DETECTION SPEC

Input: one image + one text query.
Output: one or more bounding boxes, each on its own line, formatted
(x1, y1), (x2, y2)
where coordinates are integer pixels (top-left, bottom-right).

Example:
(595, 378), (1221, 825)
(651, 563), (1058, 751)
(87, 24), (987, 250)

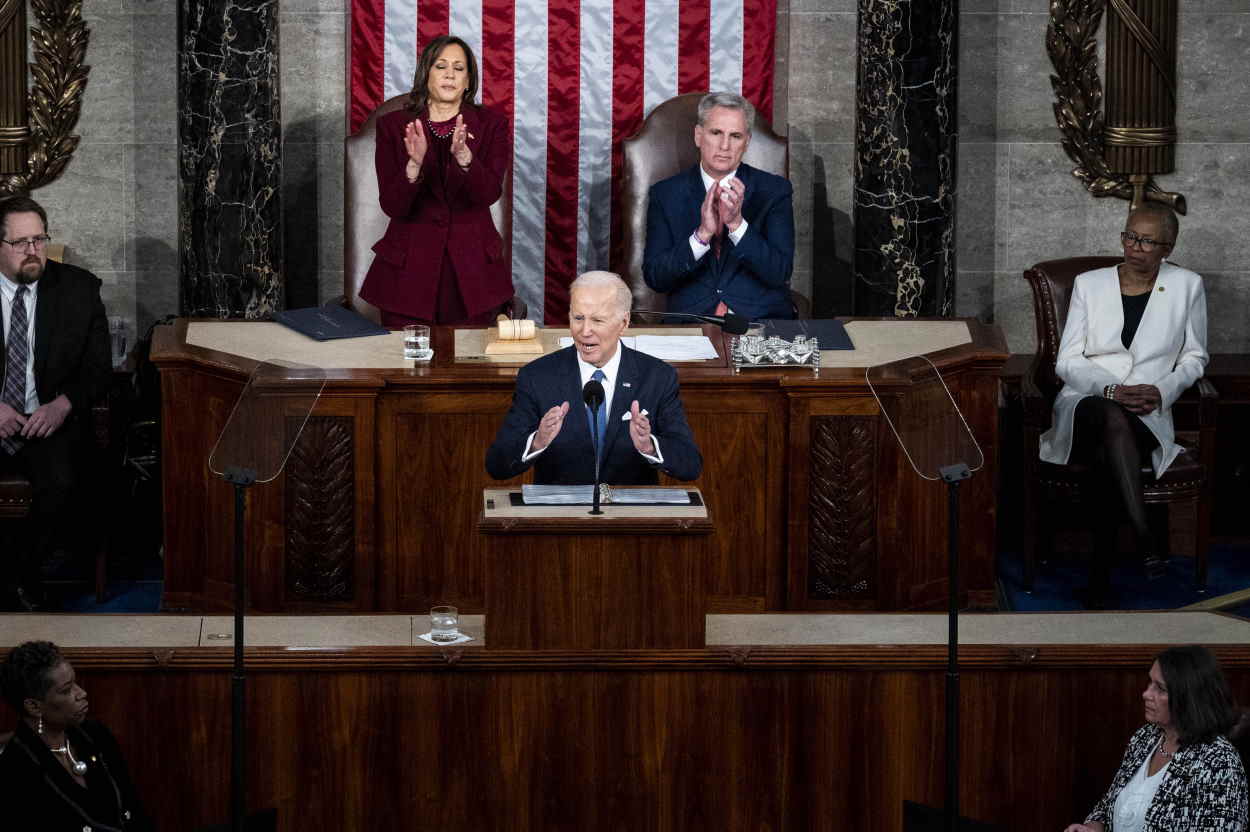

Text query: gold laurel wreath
(1046, 0), (1184, 211)
(1046, 0), (1135, 201)
(0, 0), (90, 196)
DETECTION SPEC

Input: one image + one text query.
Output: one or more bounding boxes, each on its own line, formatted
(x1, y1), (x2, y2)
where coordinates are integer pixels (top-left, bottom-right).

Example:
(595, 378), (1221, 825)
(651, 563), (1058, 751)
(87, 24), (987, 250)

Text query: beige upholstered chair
(1020, 256), (1217, 592)
(616, 93), (807, 317)
(343, 95), (520, 322)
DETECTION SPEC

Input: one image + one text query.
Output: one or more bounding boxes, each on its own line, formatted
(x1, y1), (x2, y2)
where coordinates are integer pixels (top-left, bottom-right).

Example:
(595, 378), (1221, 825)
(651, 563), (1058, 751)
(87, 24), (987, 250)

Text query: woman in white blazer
(1039, 204), (1207, 602)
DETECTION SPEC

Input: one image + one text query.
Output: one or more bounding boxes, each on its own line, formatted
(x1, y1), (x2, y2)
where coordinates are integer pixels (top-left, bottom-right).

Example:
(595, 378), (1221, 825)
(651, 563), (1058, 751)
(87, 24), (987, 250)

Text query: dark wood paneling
(5, 644), (1245, 832)
(153, 320), (1008, 613)
(482, 524), (711, 649)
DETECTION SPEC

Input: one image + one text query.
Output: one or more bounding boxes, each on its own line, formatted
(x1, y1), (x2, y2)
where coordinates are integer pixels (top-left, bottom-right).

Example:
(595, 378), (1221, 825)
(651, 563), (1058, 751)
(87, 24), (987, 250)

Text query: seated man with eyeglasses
(1039, 202), (1207, 607)
(0, 196), (111, 611)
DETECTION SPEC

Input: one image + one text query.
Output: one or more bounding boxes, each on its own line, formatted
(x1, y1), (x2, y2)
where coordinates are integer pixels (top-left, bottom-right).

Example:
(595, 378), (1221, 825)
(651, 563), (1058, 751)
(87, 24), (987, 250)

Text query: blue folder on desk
(275, 304), (390, 341)
(759, 319), (854, 350)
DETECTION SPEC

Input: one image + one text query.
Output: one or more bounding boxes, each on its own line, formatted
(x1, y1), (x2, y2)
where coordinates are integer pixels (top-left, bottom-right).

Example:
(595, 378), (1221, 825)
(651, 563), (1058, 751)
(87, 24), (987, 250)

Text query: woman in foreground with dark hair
(0, 640), (153, 830)
(359, 34), (513, 326)
(1064, 645), (1247, 831)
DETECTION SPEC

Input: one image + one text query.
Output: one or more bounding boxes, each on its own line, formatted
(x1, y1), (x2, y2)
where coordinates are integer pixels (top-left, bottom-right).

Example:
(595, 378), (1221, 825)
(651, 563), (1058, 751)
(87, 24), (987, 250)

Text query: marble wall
(31, 0), (1250, 353)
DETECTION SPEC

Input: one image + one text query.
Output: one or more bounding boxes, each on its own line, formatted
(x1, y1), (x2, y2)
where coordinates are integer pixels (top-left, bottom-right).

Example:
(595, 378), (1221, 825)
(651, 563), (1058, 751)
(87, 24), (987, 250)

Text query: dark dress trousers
(359, 104), (513, 322)
(0, 719), (154, 831)
(643, 162), (796, 321)
(485, 345), (702, 485)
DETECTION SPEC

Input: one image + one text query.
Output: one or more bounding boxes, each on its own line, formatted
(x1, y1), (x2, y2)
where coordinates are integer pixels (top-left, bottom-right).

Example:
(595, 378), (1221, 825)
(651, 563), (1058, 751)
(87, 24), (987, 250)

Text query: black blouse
(1121, 290), (1151, 349)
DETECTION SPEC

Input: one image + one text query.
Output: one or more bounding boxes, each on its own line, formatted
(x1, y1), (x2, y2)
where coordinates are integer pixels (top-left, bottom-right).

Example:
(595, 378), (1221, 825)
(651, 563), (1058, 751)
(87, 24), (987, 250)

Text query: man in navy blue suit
(643, 91), (795, 322)
(485, 271), (702, 485)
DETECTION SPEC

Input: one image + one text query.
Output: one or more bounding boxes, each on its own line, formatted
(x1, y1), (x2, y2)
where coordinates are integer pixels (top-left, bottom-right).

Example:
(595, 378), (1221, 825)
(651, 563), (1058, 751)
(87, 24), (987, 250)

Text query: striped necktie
(2, 285), (29, 455)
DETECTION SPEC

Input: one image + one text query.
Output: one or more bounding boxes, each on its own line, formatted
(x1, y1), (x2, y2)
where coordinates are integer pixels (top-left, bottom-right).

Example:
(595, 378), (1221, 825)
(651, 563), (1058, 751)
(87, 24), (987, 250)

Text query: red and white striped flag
(350, 0), (776, 323)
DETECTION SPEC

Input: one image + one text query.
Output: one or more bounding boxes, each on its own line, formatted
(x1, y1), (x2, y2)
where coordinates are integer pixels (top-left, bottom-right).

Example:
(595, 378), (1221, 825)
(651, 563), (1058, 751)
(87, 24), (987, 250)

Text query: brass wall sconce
(0, 0), (90, 197)
(1047, 0), (1185, 214)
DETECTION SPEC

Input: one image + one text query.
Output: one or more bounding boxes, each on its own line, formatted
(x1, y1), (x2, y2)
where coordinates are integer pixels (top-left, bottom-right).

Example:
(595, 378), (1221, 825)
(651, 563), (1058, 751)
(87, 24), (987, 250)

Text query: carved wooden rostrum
(0, 0), (90, 196)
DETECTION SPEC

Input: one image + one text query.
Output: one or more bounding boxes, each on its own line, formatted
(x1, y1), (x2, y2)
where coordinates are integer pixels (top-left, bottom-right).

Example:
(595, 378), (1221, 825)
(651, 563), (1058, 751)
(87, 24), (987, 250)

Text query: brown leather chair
(1021, 257), (1217, 593)
(343, 95), (523, 322)
(616, 93), (809, 317)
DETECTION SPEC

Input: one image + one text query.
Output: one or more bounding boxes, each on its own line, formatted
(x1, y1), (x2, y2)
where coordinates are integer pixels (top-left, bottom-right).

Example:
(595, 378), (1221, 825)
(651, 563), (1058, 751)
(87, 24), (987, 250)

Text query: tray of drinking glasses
(730, 334), (822, 374)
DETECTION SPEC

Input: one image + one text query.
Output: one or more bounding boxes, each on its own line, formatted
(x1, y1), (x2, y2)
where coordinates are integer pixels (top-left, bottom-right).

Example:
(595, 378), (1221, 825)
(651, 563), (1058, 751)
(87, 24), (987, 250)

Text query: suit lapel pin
(622, 381), (632, 388)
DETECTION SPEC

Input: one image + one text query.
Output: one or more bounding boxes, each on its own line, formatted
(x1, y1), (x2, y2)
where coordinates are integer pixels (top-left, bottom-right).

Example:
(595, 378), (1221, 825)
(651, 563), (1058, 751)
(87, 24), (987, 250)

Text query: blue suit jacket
(643, 162), (795, 321)
(485, 345), (702, 485)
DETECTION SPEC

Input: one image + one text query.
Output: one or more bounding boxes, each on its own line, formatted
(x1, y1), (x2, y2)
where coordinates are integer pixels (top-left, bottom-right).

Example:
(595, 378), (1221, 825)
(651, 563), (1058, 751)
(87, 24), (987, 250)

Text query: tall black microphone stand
(867, 358), (997, 832)
(584, 380), (605, 515)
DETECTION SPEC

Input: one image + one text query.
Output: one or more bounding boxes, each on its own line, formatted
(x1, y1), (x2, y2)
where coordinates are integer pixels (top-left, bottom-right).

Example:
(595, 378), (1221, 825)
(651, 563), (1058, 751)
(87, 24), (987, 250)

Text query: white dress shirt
(0, 272), (40, 413)
(688, 165), (749, 260)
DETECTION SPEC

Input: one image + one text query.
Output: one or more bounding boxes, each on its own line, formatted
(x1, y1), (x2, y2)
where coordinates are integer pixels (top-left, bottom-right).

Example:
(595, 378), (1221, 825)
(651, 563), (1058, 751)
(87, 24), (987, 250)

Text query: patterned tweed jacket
(1087, 723), (1248, 831)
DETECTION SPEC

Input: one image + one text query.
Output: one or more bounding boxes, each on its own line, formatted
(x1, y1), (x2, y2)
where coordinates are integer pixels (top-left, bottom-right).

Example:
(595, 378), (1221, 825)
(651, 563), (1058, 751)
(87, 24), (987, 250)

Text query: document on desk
(557, 335), (718, 361)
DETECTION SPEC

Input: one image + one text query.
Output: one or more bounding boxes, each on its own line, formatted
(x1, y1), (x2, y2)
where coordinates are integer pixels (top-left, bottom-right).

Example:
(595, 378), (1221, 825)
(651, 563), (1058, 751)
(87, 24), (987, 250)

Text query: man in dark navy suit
(643, 91), (796, 322)
(485, 271), (702, 485)
(0, 196), (111, 610)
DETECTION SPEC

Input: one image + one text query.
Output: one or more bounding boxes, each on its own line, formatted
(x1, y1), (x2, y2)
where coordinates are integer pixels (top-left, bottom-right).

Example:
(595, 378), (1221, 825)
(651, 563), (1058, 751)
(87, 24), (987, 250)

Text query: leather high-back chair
(344, 95), (517, 323)
(1020, 257), (1217, 593)
(617, 93), (797, 315)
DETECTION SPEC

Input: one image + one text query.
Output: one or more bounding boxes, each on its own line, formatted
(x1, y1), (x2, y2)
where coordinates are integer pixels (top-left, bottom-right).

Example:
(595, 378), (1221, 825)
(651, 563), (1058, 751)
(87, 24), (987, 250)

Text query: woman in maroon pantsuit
(360, 35), (513, 326)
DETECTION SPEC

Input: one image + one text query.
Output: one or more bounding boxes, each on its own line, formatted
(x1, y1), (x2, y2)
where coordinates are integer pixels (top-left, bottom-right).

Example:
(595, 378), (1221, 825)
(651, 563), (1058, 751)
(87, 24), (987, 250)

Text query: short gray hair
(570, 270), (632, 318)
(697, 91), (755, 135)
(1128, 202), (1179, 246)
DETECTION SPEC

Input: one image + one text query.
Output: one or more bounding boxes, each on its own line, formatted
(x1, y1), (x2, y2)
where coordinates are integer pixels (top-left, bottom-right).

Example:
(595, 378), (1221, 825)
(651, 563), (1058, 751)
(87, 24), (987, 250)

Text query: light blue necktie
(2, 286), (29, 455)
(586, 368), (607, 463)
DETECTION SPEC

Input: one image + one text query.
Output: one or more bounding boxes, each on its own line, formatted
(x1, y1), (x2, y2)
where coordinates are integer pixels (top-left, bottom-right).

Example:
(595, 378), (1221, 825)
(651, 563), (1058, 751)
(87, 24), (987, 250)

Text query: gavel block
(483, 315), (544, 355)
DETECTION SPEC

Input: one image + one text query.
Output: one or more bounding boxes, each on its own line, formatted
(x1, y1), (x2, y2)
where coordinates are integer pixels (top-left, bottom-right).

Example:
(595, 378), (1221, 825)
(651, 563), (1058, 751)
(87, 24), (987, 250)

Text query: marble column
(178, 0), (282, 318)
(852, 0), (958, 317)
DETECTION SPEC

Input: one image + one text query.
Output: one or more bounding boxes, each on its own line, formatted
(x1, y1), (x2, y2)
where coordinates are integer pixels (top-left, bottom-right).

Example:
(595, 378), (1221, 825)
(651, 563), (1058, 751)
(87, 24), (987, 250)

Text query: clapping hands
(403, 120), (427, 181)
(696, 176), (746, 244)
(450, 115), (474, 168)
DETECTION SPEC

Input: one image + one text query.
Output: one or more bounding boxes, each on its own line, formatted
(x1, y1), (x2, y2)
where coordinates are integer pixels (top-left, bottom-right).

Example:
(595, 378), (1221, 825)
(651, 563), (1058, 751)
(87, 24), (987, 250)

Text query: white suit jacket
(1039, 262), (1208, 477)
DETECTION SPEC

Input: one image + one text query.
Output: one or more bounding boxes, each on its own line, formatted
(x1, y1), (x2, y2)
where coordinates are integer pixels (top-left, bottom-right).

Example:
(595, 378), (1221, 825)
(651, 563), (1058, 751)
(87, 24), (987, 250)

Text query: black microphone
(633, 308), (751, 335)
(582, 379), (605, 409)
(582, 378), (606, 515)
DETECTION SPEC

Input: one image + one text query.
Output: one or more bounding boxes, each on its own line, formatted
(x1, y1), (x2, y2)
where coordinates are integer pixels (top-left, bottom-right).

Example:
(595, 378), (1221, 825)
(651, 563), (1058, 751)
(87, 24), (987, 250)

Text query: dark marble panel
(178, 0), (283, 319)
(852, 0), (959, 316)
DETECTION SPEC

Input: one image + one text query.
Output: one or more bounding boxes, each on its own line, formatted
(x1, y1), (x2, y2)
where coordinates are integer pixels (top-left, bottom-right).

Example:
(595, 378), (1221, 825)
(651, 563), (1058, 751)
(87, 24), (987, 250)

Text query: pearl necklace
(47, 739), (88, 775)
(1155, 739), (1177, 758)
(426, 116), (456, 139)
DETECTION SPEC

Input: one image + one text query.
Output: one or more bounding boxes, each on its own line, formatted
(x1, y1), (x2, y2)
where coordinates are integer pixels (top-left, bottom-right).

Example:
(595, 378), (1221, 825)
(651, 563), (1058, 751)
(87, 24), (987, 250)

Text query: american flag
(349, 0), (777, 323)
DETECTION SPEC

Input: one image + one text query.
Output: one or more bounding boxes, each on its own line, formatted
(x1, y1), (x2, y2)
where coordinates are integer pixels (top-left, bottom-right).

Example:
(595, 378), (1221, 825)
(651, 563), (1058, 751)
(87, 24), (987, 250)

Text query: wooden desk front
(151, 318), (1008, 613)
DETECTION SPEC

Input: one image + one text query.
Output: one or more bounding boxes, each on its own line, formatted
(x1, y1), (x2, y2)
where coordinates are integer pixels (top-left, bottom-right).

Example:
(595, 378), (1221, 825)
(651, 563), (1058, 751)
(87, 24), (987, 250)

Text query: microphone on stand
(583, 378), (606, 515)
(632, 308), (752, 335)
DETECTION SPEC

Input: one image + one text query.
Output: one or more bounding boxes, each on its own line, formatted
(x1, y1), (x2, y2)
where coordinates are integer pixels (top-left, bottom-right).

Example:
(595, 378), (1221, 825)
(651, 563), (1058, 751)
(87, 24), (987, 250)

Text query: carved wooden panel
(808, 415), (877, 599)
(285, 415), (355, 601)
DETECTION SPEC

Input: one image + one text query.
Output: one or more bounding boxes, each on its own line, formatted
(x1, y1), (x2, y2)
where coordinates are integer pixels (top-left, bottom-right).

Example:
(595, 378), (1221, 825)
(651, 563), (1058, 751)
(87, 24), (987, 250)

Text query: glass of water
(403, 324), (433, 362)
(430, 605), (459, 642)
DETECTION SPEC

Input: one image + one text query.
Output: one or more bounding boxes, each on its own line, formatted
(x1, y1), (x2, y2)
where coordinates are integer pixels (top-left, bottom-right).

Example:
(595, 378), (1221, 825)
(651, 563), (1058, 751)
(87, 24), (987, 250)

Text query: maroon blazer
(359, 104), (512, 321)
